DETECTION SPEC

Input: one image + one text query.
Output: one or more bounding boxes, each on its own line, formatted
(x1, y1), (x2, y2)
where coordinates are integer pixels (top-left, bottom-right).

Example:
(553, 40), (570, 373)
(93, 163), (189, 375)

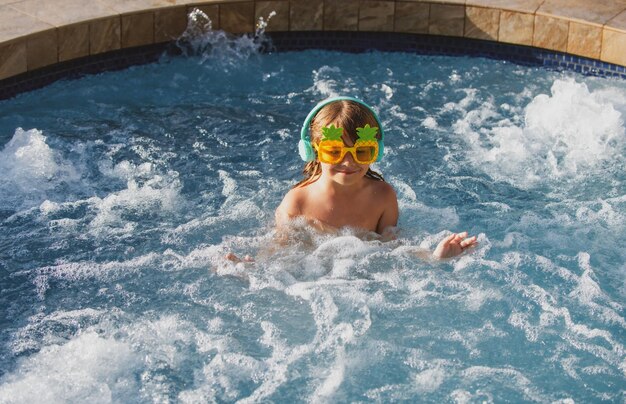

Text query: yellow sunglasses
(314, 140), (379, 165)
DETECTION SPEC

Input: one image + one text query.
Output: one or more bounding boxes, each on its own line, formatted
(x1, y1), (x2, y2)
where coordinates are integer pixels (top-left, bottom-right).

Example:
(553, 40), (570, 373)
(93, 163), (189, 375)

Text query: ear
(298, 139), (315, 162)
(376, 142), (384, 162)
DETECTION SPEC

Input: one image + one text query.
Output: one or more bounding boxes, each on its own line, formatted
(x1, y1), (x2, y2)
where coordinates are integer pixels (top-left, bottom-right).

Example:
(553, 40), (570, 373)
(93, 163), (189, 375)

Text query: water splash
(0, 128), (80, 211)
(176, 8), (275, 65)
(453, 78), (626, 190)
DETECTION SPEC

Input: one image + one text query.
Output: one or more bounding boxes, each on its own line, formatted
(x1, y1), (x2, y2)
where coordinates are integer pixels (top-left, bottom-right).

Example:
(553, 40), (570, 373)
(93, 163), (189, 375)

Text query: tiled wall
(1, 0), (626, 81)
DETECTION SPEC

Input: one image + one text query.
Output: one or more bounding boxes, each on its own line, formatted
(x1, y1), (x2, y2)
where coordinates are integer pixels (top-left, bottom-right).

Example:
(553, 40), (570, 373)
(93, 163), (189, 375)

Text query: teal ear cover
(298, 139), (315, 162)
(300, 96), (385, 163)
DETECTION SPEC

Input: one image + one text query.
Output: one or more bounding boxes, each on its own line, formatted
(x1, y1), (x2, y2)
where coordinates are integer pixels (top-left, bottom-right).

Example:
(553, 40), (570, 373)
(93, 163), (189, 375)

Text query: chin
(330, 167), (366, 184)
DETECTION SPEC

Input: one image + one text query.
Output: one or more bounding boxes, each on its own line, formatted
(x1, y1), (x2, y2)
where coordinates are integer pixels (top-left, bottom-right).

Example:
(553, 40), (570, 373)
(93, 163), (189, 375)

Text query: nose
(340, 150), (357, 165)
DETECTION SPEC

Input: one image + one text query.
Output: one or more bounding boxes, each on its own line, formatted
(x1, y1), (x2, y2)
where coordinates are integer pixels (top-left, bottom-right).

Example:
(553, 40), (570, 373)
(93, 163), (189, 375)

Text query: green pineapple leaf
(321, 124), (344, 141)
(356, 124), (378, 141)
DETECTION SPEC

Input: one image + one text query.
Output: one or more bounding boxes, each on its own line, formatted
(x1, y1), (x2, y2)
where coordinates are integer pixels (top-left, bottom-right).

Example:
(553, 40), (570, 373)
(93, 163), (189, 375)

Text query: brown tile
(566, 22), (601, 59)
(155, 6), (188, 42)
(601, 28), (626, 66)
(0, 5), (55, 42)
(220, 2), (254, 33)
(9, 0), (117, 27)
(429, 4), (464, 37)
(99, 0), (200, 15)
(359, 1), (395, 32)
(394, 2), (429, 34)
(606, 10), (626, 31)
(429, 0), (465, 4)
(192, 5), (220, 30)
(27, 29), (58, 70)
(121, 11), (154, 48)
(58, 23), (89, 61)
(466, 0), (543, 14)
(498, 10), (533, 46)
(256, 1), (290, 32)
(465, 6), (499, 40)
(324, 0), (359, 31)
(533, 14), (568, 52)
(537, 0), (626, 27)
(90, 16), (121, 54)
(0, 40), (26, 80)
(290, 0), (323, 30)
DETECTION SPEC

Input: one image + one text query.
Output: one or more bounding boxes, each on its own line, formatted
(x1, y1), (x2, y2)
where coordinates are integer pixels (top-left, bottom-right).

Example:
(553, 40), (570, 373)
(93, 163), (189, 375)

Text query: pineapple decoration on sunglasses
(314, 123), (380, 165)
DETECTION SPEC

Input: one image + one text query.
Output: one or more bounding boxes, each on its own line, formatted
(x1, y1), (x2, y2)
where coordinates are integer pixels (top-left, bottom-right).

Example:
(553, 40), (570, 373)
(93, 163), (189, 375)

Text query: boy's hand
(433, 232), (478, 259)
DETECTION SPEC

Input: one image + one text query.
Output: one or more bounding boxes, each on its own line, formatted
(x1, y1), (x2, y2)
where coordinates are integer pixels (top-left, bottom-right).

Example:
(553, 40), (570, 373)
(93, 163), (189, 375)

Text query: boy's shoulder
(276, 186), (306, 218)
(366, 177), (397, 199)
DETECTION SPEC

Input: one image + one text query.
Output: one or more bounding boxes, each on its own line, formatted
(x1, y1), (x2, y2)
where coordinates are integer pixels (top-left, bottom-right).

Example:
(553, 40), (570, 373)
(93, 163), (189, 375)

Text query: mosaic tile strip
(2, 31), (626, 100)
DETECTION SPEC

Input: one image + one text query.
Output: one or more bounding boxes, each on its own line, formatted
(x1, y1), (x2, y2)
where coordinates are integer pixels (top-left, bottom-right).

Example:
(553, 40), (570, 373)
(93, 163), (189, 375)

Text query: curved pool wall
(2, 0), (626, 99)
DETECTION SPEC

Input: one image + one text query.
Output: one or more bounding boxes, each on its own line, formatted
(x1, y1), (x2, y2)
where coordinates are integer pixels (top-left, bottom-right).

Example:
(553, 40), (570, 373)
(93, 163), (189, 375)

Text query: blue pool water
(0, 30), (625, 402)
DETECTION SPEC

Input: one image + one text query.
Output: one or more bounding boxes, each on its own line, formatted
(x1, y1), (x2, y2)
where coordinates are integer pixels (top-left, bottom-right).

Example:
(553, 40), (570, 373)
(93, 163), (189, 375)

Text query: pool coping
(1, 0), (626, 87)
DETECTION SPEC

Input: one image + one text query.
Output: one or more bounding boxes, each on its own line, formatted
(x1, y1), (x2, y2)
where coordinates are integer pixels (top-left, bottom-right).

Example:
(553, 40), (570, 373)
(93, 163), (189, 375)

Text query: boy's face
(319, 135), (370, 186)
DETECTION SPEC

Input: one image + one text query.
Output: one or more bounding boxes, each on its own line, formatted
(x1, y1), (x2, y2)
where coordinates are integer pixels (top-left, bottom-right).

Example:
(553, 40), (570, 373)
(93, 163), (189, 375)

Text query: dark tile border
(267, 31), (626, 79)
(2, 31), (625, 100)
(0, 43), (179, 101)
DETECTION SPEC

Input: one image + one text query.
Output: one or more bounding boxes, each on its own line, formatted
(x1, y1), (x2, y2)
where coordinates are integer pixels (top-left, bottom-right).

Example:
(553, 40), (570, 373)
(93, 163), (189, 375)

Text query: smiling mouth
(334, 168), (359, 174)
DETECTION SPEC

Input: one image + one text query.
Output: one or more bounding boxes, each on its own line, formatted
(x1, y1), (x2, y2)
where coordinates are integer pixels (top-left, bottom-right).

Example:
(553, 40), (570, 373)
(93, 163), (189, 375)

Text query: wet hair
(294, 100), (385, 188)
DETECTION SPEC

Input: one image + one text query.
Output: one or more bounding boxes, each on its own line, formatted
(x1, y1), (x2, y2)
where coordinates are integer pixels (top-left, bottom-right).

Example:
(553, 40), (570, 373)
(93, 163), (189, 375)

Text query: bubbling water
(0, 13), (625, 402)
(452, 78), (626, 190)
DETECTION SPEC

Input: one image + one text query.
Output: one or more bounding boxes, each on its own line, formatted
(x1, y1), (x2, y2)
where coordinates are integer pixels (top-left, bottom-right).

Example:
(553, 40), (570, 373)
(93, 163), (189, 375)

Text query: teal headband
(298, 96), (385, 162)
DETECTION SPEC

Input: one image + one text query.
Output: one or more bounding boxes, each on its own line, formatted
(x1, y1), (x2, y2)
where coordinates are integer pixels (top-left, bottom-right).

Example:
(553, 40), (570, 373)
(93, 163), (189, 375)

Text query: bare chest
(303, 195), (380, 232)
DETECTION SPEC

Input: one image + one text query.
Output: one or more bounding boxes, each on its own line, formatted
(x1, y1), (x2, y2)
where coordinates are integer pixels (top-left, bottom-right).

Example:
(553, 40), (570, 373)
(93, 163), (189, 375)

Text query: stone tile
(537, 0), (626, 27)
(220, 2), (254, 34)
(465, 6), (499, 40)
(27, 29), (57, 70)
(192, 5), (220, 30)
(429, 4), (464, 37)
(256, 1), (289, 32)
(100, 0), (200, 15)
(359, 1), (394, 32)
(0, 0), (21, 4)
(429, 0), (465, 4)
(290, 0), (323, 31)
(9, 0), (117, 27)
(121, 12), (154, 48)
(324, 0), (359, 31)
(498, 10), (533, 46)
(0, 40), (26, 80)
(466, 0), (543, 14)
(155, 6), (188, 42)
(566, 22), (601, 59)
(90, 16), (121, 54)
(606, 9), (626, 31)
(0, 5), (54, 42)
(602, 28), (626, 66)
(58, 23), (89, 61)
(533, 14), (568, 52)
(394, 2), (429, 34)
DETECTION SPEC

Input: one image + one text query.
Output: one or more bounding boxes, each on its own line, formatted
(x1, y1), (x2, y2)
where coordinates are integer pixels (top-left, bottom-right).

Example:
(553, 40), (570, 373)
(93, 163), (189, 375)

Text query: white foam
(422, 116), (438, 129)
(0, 128), (80, 209)
(311, 66), (343, 98)
(0, 332), (139, 404)
(88, 176), (182, 236)
(453, 79), (626, 189)
(33, 253), (160, 298)
(413, 367), (446, 393)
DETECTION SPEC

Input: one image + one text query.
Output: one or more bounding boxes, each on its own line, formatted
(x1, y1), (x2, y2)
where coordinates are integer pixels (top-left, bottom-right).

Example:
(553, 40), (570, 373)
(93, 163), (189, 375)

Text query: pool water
(0, 32), (625, 402)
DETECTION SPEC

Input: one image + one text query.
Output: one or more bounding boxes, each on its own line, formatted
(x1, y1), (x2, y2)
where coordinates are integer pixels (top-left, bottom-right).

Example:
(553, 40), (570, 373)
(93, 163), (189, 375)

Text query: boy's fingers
(444, 233), (456, 244)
